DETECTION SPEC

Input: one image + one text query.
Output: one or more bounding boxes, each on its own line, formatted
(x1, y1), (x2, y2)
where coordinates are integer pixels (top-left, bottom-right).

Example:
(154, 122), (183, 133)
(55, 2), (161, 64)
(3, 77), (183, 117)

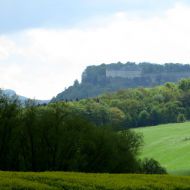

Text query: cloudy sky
(1, 0), (190, 99)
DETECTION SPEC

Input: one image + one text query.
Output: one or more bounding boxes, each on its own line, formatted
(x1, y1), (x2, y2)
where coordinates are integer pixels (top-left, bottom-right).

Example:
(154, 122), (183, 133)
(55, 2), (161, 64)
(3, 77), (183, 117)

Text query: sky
(1, 0), (190, 99)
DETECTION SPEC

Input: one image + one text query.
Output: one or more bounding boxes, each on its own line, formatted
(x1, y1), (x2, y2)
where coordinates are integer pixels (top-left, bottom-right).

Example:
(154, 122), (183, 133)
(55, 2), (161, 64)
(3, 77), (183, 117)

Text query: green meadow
(135, 122), (190, 175)
(0, 172), (190, 190)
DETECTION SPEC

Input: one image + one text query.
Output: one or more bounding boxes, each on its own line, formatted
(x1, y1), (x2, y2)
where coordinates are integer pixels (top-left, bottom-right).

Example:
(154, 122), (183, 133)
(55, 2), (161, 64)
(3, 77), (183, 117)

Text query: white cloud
(0, 2), (190, 99)
(0, 36), (17, 60)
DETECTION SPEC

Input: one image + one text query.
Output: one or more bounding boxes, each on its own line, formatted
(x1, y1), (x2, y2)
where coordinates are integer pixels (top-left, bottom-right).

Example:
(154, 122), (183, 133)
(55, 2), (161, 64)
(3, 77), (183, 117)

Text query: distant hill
(1, 89), (50, 105)
(52, 62), (190, 102)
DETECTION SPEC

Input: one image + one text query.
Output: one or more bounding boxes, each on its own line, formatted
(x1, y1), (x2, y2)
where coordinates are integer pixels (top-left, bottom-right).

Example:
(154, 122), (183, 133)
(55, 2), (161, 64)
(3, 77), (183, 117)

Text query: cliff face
(52, 62), (190, 102)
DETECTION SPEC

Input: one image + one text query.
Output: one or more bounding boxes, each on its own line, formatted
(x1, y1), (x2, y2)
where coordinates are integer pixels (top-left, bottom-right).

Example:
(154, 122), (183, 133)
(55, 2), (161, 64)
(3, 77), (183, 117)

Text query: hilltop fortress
(53, 62), (190, 101)
(105, 67), (190, 80)
(82, 62), (190, 82)
(106, 69), (142, 79)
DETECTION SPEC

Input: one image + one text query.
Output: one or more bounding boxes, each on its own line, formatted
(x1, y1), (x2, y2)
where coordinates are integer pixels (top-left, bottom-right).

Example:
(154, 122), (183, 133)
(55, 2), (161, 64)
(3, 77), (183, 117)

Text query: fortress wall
(144, 72), (190, 78)
(106, 70), (142, 79)
(106, 69), (190, 80)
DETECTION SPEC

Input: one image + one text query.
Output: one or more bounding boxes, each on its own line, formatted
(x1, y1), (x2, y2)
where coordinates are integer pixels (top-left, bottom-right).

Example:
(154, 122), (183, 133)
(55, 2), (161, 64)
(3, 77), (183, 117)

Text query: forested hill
(52, 62), (190, 102)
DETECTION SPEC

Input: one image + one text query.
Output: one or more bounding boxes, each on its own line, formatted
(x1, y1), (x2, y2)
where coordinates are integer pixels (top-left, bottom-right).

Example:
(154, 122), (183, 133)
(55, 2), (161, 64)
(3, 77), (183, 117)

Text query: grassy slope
(135, 122), (190, 175)
(0, 172), (190, 190)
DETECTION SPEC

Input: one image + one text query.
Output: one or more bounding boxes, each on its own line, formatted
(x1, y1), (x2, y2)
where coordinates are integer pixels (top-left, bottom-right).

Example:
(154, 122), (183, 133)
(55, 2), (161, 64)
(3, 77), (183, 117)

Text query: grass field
(135, 122), (190, 175)
(1, 172), (190, 190)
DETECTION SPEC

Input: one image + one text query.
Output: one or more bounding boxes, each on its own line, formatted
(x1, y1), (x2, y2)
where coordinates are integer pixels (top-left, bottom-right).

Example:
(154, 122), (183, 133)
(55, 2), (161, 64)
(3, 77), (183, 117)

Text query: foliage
(0, 94), (143, 172)
(50, 79), (190, 129)
(177, 114), (186, 123)
(140, 158), (167, 174)
(178, 79), (190, 91)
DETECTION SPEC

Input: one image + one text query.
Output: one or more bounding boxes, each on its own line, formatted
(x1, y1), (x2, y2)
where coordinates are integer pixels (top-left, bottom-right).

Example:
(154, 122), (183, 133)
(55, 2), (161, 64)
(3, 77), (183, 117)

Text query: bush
(140, 158), (167, 174)
(177, 114), (186, 123)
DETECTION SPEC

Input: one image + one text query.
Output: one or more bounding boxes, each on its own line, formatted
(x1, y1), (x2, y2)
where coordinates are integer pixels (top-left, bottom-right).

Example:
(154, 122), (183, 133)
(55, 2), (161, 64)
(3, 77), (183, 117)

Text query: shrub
(177, 114), (186, 123)
(140, 158), (167, 174)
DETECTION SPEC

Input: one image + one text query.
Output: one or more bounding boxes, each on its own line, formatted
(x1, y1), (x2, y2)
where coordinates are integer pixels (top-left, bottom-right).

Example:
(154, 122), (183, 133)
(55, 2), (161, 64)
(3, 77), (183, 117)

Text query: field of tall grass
(0, 171), (190, 190)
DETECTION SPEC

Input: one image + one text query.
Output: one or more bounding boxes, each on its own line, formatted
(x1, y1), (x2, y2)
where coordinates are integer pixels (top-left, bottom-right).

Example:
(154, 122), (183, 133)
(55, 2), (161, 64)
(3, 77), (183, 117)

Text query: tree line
(0, 90), (166, 173)
(63, 79), (190, 129)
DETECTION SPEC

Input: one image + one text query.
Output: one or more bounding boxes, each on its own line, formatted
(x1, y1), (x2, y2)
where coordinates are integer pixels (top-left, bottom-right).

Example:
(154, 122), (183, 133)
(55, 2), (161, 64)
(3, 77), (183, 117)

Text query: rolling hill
(135, 122), (190, 175)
